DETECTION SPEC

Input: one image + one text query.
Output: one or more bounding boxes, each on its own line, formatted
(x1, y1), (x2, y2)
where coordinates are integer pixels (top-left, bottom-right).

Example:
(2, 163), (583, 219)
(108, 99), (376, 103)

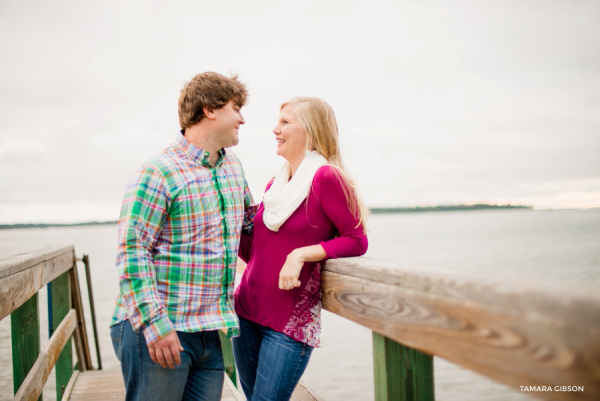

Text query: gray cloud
(1, 0), (599, 223)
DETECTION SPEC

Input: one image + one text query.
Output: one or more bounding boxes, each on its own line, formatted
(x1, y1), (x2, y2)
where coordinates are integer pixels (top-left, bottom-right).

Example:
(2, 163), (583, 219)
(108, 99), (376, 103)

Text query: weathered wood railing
(5, 247), (598, 401)
(321, 257), (600, 401)
(0, 246), (97, 401)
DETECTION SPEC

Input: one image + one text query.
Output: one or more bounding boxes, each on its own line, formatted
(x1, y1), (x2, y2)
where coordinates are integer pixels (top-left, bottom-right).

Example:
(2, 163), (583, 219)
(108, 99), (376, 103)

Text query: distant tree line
(0, 204), (534, 229)
(0, 221), (118, 230)
(369, 204), (533, 214)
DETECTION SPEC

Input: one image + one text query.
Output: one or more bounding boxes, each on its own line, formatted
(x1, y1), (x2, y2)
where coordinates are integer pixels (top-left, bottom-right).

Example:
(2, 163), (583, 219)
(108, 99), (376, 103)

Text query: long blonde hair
(281, 96), (369, 232)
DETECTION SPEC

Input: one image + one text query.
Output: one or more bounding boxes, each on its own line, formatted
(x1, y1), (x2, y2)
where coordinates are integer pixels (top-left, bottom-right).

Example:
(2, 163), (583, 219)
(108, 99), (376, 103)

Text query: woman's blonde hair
(281, 96), (369, 231)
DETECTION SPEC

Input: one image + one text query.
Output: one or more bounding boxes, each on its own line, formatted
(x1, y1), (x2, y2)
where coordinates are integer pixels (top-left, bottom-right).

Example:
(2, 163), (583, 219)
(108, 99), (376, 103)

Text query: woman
(233, 97), (369, 401)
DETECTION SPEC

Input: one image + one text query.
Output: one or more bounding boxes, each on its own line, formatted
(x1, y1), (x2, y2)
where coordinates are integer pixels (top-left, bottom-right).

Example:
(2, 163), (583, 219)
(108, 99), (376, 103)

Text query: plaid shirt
(112, 134), (256, 346)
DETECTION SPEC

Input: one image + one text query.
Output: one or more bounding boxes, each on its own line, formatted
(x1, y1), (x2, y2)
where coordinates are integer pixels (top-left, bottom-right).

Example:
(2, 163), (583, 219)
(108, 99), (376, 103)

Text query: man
(110, 72), (256, 401)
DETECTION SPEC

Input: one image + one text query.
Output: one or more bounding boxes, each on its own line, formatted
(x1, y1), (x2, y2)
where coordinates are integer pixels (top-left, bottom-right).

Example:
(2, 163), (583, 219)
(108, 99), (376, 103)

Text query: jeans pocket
(110, 321), (125, 361)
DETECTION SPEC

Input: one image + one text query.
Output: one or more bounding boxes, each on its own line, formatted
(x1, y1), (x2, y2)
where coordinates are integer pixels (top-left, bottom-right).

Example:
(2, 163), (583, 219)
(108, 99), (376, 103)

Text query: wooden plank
(51, 272), (73, 400)
(81, 254), (102, 370)
(69, 265), (92, 370)
(1, 265), (43, 322)
(1, 251), (74, 320)
(322, 270), (600, 401)
(14, 310), (77, 401)
(372, 332), (433, 401)
(72, 326), (87, 373)
(66, 369), (241, 401)
(291, 379), (325, 401)
(324, 257), (600, 330)
(60, 370), (79, 401)
(223, 373), (245, 401)
(0, 245), (73, 280)
(13, 353), (48, 401)
(67, 369), (125, 401)
(11, 293), (42, 400)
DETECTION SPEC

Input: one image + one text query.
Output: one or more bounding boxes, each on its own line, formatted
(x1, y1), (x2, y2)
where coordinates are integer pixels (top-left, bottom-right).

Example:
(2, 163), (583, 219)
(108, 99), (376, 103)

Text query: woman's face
(273, 103), (308, 164)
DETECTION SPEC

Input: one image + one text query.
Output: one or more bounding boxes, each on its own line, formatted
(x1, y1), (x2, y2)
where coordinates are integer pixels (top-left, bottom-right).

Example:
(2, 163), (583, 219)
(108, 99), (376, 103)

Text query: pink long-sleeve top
(234, 165), (368, 347)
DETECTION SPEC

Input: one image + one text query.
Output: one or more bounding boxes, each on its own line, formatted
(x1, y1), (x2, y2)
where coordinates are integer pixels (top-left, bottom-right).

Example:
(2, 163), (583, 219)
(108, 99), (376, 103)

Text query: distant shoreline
(369, 204), (533, 214)
(0, 221), (118, 230)
(0, 204), (538, 230)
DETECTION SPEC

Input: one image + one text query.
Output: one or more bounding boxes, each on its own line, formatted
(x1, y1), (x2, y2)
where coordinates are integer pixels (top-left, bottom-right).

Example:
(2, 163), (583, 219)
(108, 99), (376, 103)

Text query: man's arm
(241, 175), (258, 235)
(116, 165), (182, 367)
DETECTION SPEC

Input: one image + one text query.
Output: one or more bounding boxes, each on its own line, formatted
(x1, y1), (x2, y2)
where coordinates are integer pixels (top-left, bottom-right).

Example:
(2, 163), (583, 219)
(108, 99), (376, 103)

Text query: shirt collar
(175, 134), (227, 167)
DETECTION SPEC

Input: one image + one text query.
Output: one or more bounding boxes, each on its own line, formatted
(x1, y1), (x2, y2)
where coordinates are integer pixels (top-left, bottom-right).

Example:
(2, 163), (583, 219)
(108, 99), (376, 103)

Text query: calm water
(1, 208), (598, 400)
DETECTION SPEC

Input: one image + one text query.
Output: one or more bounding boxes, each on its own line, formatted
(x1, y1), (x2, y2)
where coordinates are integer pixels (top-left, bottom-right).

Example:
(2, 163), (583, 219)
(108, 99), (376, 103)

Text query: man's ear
(203, 107), (216, 120)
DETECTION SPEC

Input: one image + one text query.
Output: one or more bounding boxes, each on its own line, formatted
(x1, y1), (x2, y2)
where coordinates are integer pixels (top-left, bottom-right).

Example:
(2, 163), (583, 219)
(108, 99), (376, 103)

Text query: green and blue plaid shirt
(112, 134), (256, 345)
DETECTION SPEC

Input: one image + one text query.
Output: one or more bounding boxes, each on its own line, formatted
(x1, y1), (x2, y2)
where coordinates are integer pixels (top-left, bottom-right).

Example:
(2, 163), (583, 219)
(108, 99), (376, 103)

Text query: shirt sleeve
(315, 166), (368, 260)
(115, 165), (175, 346)
(241, 175), (258, 235)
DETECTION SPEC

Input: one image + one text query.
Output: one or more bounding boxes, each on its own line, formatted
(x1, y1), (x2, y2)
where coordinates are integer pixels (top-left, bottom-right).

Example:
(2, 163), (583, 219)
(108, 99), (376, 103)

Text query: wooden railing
(4, 247), (598, 401)
(321, 257), (600, 401)
(0, 246), (98, 401)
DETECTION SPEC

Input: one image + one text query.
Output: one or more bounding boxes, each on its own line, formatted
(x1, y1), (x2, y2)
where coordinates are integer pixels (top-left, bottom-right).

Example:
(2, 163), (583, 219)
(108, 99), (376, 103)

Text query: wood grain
(0, 265), (43, 321)
(13, 353), (48, 401)
(11, 294), (41, 398)
(0, 249), (74, 319)
(223, 373), (245, 401)
(0, 245), (73, 280)
(291, 379), (325, 401)
(69, 265), (92, 370)
(324, 257), (600, 330)
(61, 370), (79, 401)
(322, 269), (600, 401)
(13, 310), (77, 401)
(66, 368), (243, 401)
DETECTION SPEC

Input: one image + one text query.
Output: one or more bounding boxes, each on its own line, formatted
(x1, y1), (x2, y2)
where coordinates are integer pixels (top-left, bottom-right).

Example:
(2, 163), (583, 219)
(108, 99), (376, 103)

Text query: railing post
(52, 271), (73, 400)
(372, 332), (434, 401)
(219, 331), (237, 386)
(11, 293), (42, 400)
(82, 254), (102, 370)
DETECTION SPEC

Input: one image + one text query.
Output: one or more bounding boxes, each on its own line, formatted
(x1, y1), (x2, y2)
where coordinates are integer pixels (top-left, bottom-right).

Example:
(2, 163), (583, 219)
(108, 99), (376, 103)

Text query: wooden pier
(2, 245), (599, 400)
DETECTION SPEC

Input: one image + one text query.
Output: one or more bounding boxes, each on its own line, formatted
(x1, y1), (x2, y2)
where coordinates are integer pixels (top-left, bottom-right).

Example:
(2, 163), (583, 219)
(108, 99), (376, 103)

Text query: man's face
(213, 100), (245, 148)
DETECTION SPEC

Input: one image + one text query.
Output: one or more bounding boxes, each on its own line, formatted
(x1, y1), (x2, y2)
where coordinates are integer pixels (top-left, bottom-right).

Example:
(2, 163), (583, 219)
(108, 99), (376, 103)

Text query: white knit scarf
(262, 151), (328, 232)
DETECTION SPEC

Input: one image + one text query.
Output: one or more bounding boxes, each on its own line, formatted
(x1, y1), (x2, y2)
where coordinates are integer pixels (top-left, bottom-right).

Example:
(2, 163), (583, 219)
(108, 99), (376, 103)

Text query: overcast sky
(1, 0), (599, 224)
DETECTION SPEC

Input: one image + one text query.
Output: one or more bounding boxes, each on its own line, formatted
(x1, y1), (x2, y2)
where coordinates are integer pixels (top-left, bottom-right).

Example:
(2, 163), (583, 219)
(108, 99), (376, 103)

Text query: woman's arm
(279, 244), (327, 290)
(278, 166), (368, 290)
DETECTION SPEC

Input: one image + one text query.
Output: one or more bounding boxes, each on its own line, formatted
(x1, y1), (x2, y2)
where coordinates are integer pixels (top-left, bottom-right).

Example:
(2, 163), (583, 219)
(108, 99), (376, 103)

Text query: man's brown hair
(178, 72), (248, 130)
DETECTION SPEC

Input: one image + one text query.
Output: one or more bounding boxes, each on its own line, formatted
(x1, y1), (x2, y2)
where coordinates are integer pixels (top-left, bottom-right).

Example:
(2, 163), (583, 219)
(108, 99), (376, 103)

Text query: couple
(110, 72), (369, 401)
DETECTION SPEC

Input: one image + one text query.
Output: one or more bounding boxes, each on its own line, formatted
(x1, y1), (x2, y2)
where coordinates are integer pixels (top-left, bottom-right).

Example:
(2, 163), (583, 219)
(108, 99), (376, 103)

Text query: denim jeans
(110, 320), (224, 401)
(232, 316), (314, 401)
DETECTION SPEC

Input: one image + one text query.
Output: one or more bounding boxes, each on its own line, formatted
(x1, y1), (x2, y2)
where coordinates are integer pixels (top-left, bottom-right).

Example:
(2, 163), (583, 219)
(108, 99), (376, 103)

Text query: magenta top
(234, 165), (368, 347)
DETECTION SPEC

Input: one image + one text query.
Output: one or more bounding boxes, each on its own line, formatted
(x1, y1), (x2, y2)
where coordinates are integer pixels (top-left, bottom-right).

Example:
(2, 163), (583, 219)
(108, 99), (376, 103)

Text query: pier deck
(66, 367), (243, 401)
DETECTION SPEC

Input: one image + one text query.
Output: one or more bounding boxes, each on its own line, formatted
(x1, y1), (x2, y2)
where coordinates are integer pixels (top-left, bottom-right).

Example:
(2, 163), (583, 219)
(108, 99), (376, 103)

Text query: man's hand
(148, 331), (184, 369)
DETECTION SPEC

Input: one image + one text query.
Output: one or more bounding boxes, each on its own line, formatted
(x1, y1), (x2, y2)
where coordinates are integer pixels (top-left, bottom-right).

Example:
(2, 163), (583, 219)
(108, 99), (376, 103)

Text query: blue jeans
(110, 320), (224, 401)
(232, 316), (314, 401)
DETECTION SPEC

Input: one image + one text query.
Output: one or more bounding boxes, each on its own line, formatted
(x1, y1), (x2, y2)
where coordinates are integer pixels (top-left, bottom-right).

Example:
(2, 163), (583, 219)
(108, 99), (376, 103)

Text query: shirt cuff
(142, 314), (175, 346)
(319, 241), (336, 261)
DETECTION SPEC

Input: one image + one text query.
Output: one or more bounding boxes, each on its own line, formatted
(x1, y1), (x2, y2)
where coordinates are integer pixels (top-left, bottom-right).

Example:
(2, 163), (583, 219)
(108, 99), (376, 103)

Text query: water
(1, 209), (598, 400)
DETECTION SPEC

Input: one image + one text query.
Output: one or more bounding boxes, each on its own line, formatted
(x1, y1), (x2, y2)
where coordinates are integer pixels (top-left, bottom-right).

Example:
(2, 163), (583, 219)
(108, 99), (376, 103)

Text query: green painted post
(11, 293), (42, 400)
(218, 331), (237, 386)
(372, 332), (434, 401)
(51, 271), (73, 400)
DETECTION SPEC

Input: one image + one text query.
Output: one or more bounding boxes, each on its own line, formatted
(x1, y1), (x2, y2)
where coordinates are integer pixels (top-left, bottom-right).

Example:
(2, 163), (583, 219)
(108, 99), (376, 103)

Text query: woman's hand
(278, 245), (327, 290)
(279, 249), (304, 290)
